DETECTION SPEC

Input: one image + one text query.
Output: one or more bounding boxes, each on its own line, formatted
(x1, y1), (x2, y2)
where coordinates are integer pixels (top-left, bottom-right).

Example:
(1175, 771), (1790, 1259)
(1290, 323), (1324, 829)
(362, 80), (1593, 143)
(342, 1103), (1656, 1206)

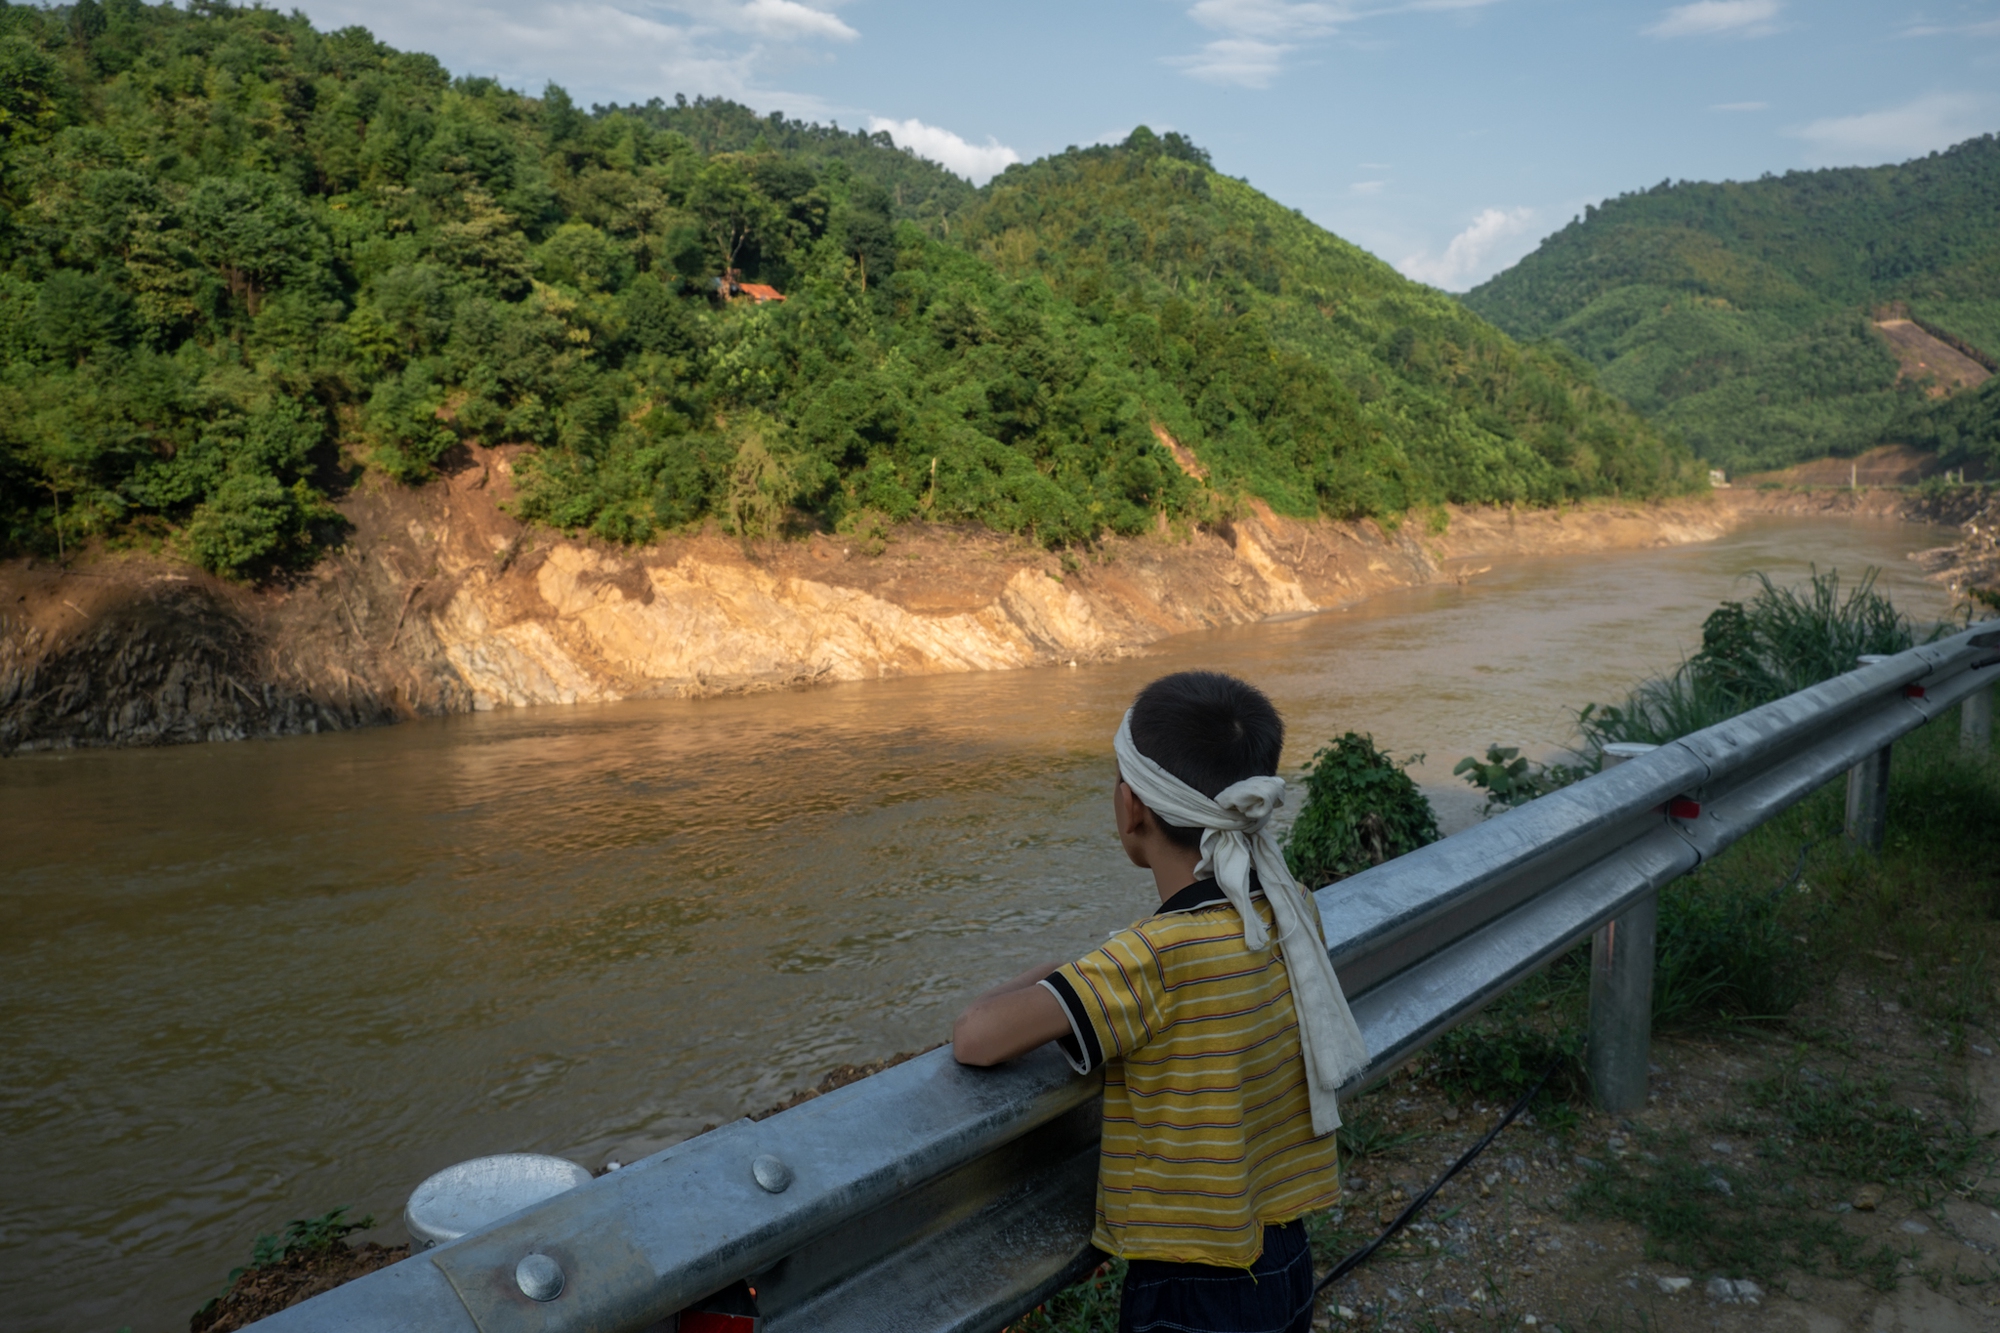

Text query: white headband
(1114, 709), (1370, 1134)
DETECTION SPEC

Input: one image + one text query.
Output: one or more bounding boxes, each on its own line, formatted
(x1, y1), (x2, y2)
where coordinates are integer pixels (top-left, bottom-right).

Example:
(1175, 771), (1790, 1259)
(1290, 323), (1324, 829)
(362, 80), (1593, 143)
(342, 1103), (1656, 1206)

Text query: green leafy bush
(1451, 743), (1595, 813)
(1284, 733), (1440, 888)
(181, 476), (335, 576)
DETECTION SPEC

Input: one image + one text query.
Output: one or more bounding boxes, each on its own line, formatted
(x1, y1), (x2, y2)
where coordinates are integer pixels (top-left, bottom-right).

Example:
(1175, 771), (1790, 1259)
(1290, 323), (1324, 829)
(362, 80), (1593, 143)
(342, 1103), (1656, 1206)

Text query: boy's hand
(952, 960), (1073, 1067)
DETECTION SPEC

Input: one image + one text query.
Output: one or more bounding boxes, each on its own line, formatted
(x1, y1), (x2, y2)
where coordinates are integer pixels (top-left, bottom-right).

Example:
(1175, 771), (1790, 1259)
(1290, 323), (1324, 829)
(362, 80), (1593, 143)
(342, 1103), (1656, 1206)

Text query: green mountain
(958, 135), (1694, 515)
(1463, 137), (2000, 475)
(0, 1), (1696, 577)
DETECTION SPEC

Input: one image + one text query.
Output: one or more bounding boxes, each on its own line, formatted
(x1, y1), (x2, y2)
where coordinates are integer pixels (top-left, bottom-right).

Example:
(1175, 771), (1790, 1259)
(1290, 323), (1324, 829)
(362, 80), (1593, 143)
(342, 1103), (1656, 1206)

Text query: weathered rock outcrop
(0, 572), (393, 751)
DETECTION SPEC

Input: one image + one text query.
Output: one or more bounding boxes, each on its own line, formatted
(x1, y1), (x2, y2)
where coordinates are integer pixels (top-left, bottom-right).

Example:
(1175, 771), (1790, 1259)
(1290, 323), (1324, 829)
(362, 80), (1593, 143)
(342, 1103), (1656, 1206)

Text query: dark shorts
(1118, 1220), (1315, 1333)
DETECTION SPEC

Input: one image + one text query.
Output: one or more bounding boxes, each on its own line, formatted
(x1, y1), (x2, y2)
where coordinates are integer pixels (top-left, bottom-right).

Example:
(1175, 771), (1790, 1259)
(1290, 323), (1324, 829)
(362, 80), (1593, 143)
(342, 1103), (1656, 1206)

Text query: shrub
(1284, 733), (1439, 888)
(1452, 743), (1595, 813)
(181, 475), (333, 576)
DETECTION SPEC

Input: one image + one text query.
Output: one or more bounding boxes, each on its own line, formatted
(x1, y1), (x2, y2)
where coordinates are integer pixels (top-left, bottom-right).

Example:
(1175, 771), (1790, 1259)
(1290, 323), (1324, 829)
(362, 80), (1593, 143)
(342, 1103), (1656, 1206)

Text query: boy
(953, 671), (1368, 1333)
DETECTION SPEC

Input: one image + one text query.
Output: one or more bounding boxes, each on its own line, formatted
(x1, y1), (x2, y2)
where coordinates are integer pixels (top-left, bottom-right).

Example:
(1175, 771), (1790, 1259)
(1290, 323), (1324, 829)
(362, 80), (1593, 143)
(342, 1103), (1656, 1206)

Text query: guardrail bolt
(516, 1253), (565, 1302)
(752, 1154), (794, 1193)
(1588, 742), (1660, 1115)
(1965, 686), (1992, 754)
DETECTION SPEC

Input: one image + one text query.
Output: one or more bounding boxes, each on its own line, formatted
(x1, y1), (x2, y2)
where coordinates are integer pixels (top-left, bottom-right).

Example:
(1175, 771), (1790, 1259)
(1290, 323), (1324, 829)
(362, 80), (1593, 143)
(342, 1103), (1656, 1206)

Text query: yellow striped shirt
(1042, 878), (1342, 1268)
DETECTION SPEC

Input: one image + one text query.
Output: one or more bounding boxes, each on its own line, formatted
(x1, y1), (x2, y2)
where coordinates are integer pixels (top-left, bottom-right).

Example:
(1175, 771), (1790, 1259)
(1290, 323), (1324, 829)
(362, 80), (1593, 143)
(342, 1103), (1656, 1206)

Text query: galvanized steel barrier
(252, 623), (1999, 1333)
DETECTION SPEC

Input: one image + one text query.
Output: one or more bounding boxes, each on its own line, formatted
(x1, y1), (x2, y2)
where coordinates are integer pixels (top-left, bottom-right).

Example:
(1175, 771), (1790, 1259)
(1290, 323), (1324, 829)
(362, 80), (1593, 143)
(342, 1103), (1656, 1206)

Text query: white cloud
(866, 117), (1020, 184)
(1167, 38), (1296, 87)
(1351, 179), (1386, 194)
(1902, 15), (2000, 36)
(1188, 0), (1348, 40)
(1398, 206), (1537, 290)
(1168, 0), (1502, 87)
(1711, 101), (1769, 111)
(734, 0), (855, 41)
(296, 0), (853, 109)
(1787, 92), (1996, 165)
(1643, 0), (1781, 38)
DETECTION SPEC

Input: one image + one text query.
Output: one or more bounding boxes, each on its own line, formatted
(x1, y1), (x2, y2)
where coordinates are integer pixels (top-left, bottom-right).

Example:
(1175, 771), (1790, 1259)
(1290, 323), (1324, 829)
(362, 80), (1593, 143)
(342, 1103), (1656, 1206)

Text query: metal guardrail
(252, 623), (1999, 1333)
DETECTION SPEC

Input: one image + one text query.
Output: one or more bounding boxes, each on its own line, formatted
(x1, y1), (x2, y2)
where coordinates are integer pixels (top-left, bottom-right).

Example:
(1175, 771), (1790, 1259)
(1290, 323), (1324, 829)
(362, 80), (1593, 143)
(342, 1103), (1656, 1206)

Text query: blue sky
(291, 0), (2000, 289)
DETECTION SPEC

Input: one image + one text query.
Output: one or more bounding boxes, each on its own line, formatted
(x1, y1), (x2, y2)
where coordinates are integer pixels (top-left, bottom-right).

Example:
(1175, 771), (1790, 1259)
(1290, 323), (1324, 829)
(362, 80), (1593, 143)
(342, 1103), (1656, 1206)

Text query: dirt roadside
(1306, 980), (2000, 1332)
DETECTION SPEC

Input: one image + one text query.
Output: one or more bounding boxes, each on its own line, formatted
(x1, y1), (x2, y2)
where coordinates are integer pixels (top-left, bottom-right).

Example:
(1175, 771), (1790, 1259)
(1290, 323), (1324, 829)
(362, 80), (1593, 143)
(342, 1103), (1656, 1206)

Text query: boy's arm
(952, 960), (1072, 1067)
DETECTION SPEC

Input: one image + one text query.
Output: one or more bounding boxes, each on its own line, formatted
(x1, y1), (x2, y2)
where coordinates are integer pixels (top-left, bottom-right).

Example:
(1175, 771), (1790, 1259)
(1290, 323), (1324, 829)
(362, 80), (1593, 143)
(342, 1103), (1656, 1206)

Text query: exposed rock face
(1, 447), (1740, 750)
(0, 573), (392, 751)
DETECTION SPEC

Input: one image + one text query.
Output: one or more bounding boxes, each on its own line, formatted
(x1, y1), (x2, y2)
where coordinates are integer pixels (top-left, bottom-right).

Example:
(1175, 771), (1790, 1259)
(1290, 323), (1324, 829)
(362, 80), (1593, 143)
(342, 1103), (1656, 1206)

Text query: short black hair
(1127, 671), (1284, 849)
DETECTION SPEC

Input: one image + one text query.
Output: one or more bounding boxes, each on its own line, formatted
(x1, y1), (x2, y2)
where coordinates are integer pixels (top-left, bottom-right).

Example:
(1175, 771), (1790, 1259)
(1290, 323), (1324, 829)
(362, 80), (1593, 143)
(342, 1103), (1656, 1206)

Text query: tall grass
(1578, 567), (1925, 749)
(1457, 568), (1950, 813)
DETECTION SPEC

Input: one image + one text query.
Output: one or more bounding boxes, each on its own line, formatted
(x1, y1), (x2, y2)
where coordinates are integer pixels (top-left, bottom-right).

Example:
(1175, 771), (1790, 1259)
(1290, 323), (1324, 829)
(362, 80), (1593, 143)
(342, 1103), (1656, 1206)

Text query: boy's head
(1126, 671), (1284, 849)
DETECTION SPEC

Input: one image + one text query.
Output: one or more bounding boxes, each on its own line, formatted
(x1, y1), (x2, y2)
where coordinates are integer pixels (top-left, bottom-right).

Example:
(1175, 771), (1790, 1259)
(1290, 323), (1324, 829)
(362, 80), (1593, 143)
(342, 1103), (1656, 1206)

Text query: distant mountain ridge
(1463, 135), (2000, 475)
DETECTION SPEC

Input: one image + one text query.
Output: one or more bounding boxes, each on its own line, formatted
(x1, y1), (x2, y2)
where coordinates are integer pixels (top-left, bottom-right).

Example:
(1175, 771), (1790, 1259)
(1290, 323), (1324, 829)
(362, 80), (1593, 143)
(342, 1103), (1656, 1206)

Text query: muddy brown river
(0, 515), (1963, 1331)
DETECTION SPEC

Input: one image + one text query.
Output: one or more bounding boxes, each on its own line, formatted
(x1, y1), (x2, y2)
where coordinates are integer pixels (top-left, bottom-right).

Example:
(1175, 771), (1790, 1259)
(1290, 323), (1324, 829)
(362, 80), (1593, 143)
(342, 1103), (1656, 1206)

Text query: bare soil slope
(1876, 318), (1994, 395)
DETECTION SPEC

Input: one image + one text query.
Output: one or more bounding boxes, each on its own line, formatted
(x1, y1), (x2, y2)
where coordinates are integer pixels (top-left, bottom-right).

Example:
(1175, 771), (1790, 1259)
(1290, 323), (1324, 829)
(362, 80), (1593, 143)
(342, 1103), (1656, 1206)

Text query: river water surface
(0, 515), (1963, 1331)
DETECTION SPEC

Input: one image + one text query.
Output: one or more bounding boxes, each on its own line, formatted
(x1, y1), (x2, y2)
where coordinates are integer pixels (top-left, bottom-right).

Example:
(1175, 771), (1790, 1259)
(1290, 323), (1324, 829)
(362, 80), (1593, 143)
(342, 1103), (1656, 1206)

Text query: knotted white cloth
(1113, 710), (1370, 1135)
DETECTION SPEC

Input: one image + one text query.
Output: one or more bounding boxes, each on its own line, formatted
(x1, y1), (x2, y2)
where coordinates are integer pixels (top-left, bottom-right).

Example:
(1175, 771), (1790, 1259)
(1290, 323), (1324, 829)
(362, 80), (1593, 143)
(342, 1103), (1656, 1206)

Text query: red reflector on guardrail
(1904, 684), (1926, 698)
(1668, 798), (1701, 820)
(682, 1315), (759, 1333)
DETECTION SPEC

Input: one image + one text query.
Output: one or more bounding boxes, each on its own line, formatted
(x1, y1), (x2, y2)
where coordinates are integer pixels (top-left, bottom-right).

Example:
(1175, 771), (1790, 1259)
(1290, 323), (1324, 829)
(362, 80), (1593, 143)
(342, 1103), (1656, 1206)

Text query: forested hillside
(963, 139), (1693, 516)
(1464, 137), (2000, 474)
(0, 1), (1696, 578)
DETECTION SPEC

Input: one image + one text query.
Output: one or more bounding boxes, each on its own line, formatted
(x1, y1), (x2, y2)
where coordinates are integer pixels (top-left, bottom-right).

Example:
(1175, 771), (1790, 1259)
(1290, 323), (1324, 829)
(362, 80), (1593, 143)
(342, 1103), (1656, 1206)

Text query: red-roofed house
(711, 275), (786, 304)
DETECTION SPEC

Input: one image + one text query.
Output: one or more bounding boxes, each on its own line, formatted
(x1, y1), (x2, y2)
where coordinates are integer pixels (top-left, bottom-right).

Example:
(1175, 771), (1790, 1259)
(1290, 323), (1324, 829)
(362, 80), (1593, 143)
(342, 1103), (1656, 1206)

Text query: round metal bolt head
(515, 1253), (565, 1302)
(752, 1154), (794, 1193)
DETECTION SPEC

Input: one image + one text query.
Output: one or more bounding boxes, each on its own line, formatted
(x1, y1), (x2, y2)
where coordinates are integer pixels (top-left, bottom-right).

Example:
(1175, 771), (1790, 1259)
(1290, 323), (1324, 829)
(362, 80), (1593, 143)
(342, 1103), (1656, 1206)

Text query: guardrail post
(1588, 742), (1659, 1113)
(1966, 685), (1993, 754)
(1846, 655), (1893, 852)
(1844, 747), (1892, 851)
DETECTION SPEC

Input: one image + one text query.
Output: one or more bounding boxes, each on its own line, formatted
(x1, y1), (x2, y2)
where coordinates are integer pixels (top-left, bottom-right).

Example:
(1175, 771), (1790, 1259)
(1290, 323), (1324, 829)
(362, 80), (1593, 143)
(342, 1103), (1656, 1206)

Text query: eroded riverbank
(3, 451), (1736, 753)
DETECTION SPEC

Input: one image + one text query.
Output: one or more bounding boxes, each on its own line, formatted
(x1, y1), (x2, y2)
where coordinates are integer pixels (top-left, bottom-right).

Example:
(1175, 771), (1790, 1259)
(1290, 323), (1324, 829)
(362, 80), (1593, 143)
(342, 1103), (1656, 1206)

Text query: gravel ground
(1310, 975), (2000, 1332)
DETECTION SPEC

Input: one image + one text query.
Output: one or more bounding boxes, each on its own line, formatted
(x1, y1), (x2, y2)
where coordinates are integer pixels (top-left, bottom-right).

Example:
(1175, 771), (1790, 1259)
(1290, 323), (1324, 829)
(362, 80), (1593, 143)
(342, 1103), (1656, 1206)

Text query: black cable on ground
(1312, 1057), (1562, 1300)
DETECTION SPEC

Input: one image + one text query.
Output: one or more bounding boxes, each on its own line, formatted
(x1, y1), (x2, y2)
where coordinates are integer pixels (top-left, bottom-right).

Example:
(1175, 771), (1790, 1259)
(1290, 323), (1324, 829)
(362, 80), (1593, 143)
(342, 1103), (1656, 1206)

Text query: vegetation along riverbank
(0, 1), (1710, 752)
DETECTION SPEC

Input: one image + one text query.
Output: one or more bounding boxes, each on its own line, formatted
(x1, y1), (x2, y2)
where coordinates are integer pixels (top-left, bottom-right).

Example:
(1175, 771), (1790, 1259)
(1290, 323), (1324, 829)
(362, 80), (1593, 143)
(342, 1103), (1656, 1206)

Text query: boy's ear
(1115, 781), (1153, 837)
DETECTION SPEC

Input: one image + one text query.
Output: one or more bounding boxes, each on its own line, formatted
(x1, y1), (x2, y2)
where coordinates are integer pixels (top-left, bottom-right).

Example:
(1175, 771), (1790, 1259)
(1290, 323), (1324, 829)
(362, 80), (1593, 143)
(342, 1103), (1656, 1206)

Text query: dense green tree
(0, 3), (1693, 577)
